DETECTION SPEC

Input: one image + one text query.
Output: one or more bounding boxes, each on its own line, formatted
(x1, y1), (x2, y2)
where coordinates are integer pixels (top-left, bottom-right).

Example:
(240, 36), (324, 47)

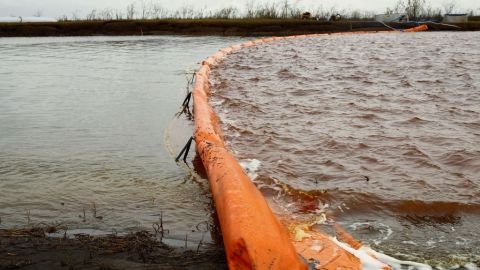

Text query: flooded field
(210, 32), (480, 267)
(0, 35), (245, 250)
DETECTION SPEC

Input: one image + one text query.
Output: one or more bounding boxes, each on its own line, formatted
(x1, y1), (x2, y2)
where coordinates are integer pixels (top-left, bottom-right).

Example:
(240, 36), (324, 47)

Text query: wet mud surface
(0, 228), (227, 270)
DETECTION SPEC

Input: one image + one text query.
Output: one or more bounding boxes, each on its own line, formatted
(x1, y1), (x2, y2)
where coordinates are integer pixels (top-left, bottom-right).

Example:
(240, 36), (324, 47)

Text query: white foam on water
(349, 222), (394, 245)
(239, 158), (261, 180)
(374, 225), (393, 246)
(209, 99), (224, 107)
(331, 237), (434, 270)
(401, 240), (418, 246)
(332, 237), (389, 270)
(426, 239), (437, 248)
(315, 203), (330, 214)
(221, 117), (236, 127)
(464, 263), (480, 270)
(455, 237), (472, 246)
(362, 246), (432, 270)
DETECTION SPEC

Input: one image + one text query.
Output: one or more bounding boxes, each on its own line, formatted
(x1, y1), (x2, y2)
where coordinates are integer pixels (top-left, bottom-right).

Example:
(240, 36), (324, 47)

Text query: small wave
(349, 222), (393, 245)
(460, 121), (480, 130)
(213, 80), (229, 89)
(352, 139), (369, 147)
(438, 150), (480, 170)
(406, 116), (431, 124)
(358, 156), (379, 163)
(232, 64), (254, 70)
(208, 32), (480, 262)
(277, 68), (299, 79)
(401, 79), (413, 87)
(266, 184), (480, 216)
(392, 117), (433, 127)
(321, 160), (346, 170)
(356, 113), (383, 121)
(392, 200), (480, 215)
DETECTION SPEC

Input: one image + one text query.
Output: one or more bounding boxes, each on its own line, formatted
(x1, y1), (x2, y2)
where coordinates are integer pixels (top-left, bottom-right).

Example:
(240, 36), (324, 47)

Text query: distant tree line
(386, 0), (473, 20)
(55, 0), (478, 21)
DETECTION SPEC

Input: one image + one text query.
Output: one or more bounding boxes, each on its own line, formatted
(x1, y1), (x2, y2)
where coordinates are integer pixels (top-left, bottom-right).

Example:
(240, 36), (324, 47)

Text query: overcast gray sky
(1, 0), (479, 18)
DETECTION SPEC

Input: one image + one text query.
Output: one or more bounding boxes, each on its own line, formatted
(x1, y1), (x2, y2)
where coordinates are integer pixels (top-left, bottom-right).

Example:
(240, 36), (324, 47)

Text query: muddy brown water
(210, 32), (480, 267)
(0, 36), (246, 252)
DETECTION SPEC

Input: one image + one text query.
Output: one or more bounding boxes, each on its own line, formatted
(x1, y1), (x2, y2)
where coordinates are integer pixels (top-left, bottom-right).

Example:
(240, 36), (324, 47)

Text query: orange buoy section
(403, 24), (429, 32)
(194, 49), (307, 270)
(192, 26), (427, 270)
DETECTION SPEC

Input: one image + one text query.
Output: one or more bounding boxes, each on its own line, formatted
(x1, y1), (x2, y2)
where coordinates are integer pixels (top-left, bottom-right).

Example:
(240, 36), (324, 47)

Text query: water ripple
(210, 32), (480, 262)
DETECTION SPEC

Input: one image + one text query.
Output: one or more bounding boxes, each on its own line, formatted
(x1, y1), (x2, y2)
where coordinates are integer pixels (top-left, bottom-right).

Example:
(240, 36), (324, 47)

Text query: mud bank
(0, 228), (227, 270)
(0, 19), (479, 37)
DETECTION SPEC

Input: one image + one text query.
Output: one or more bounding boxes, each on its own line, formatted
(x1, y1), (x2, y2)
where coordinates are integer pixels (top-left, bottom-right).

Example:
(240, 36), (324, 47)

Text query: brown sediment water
(209, 32), (480, 267)
(0, 35), (246, 250)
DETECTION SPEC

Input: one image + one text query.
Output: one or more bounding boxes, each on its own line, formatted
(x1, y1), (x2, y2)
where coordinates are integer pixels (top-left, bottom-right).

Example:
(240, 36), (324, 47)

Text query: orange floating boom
(403, 24), (429, 32)
(192, 25), (427, 270)
(194, 54), (307, 270)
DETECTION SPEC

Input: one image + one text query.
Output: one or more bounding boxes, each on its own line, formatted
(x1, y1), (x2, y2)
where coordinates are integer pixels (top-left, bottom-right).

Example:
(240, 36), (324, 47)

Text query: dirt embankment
(1, 19), (479, 37)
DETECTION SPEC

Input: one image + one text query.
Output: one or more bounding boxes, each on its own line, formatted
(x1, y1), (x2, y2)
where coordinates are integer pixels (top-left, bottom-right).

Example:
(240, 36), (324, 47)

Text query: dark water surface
(210, 32), (480, 267)
(0, 35), (245, 248)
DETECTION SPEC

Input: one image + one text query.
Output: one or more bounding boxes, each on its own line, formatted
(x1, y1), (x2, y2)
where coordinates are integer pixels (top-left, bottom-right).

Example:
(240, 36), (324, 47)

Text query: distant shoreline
(1, 19), (479, 37)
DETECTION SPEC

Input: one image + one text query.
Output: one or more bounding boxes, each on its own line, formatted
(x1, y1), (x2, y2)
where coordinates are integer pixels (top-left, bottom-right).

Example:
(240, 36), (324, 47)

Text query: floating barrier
(192, 26), (428, 270)
(403, 24), (429, 32)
